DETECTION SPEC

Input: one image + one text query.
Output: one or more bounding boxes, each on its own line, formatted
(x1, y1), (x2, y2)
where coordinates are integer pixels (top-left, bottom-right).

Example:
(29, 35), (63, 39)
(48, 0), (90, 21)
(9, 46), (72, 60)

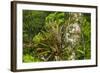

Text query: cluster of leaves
(23, 10), (91, 62)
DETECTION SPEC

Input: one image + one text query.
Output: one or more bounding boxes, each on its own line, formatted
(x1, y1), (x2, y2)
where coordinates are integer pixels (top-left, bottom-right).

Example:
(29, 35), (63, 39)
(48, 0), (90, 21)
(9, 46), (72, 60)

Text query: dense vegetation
(23, 10), (91, 63)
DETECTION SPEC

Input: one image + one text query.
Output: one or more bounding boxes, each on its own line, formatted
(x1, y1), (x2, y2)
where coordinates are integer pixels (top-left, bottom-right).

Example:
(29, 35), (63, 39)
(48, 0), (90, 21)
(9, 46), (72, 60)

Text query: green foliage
(33, 33), (44, 44)
(82, 13), (91, 59)
(45, 12), (64, 25)
(23, 54), (40, 63)
(23, 10), (91, 62)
